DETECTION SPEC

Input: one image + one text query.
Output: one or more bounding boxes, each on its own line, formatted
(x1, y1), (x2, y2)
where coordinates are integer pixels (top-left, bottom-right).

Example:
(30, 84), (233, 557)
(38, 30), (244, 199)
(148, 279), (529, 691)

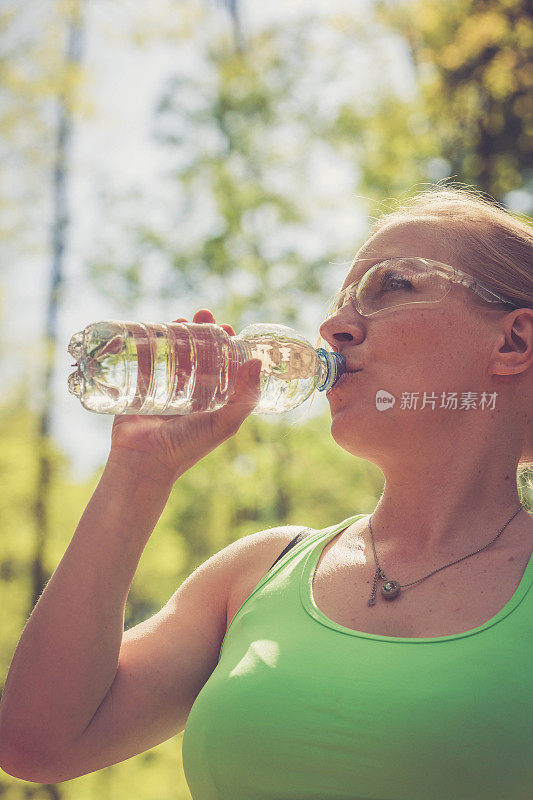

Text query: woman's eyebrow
(342, 256), (383, 290)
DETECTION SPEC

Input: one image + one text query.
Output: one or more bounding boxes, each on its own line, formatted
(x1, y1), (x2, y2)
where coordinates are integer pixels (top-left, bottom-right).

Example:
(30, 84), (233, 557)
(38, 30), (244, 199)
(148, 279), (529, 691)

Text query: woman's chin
(329, 412), (370, 444)
(328, 400), (396, 457)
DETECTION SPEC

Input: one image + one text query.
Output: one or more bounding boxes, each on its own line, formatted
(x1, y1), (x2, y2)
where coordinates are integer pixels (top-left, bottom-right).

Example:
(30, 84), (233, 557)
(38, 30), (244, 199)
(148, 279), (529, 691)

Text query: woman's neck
(369, 453), (527, 563)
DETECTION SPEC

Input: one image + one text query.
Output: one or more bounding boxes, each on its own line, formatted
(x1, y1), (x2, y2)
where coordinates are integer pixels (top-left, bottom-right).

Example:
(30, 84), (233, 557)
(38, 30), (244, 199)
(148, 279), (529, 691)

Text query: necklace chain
(367, 505), (524, 605)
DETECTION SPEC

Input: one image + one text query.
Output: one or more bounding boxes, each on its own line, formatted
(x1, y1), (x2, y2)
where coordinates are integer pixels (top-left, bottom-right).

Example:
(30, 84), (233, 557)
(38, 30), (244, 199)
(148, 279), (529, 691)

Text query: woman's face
(318, 221), (503, 465)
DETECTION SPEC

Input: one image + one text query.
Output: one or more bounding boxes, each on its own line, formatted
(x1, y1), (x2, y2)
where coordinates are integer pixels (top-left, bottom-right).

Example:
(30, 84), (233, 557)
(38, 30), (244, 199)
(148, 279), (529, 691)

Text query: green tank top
(182, 514), (533, 799)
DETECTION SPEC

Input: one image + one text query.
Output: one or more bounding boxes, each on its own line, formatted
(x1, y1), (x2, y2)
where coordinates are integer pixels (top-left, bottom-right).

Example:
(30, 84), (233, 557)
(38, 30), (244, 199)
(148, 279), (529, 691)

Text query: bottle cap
(316, 349), (346, 391)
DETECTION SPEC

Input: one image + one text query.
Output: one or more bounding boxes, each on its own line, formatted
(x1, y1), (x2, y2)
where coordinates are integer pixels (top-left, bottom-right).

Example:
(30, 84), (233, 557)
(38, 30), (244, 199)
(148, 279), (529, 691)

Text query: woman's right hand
(108, 309), (263, 483)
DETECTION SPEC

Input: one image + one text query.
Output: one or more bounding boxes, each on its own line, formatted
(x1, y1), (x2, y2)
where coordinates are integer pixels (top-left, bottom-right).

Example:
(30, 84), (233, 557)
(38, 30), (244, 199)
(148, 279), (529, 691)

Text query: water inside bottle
(68, 322), (241, 414)
(68, 321), (333, 415)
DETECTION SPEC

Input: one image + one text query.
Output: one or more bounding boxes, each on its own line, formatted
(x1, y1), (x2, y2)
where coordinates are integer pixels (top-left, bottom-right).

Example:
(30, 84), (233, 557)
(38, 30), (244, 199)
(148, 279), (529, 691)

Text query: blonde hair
(370, 186), (533, 313)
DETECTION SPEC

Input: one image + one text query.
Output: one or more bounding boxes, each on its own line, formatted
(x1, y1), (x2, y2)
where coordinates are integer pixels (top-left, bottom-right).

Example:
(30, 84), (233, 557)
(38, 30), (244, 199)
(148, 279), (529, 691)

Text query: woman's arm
(0, 453), (288, 784)
(0, 308), (263, 782)
(0, 454), (177, 778)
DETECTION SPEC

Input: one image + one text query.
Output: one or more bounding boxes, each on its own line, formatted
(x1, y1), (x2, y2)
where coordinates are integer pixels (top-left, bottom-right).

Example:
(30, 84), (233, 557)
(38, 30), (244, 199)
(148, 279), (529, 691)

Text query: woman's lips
(326, 369), (362, 395)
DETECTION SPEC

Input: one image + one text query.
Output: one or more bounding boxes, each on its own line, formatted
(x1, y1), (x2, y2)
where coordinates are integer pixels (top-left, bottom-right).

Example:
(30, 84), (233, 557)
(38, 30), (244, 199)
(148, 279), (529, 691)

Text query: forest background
(1, 0), (532, 797)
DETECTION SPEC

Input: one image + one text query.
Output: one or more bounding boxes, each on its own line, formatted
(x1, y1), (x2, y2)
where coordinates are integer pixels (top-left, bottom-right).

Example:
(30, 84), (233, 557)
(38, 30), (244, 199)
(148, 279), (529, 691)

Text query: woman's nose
(319, 312), (366, 348)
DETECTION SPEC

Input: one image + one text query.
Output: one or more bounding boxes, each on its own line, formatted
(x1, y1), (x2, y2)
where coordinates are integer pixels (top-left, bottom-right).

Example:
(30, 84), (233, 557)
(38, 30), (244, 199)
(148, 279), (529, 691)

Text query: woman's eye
(381, 273), (413, 292)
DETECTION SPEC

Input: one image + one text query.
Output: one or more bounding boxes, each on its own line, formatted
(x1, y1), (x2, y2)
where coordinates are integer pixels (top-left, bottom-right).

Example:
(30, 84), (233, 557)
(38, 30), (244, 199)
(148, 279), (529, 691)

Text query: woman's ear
(490, 309), (533, 376)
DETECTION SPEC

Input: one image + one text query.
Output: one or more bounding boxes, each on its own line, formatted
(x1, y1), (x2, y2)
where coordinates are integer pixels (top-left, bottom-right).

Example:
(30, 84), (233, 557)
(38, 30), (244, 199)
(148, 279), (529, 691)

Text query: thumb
(214, 359), (262, 430)
(232, 359), (263, 408)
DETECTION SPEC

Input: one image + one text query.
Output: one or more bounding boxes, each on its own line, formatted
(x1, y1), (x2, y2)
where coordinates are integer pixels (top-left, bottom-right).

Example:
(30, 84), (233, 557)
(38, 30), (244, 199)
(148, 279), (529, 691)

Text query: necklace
(367, 505), (524, 604)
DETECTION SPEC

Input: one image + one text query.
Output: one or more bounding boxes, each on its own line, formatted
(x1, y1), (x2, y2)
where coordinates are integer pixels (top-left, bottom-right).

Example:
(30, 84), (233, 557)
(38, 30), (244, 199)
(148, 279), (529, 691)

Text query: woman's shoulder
(228, 524), (315, 577)
(224, 516), (369, 632)
(224, 525), (315, 631)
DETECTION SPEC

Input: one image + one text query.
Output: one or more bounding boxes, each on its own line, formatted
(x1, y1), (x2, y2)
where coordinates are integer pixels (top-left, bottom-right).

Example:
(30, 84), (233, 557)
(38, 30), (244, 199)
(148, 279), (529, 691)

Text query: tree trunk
(217, 0), (244, 51)
(30, 2), (84, 614)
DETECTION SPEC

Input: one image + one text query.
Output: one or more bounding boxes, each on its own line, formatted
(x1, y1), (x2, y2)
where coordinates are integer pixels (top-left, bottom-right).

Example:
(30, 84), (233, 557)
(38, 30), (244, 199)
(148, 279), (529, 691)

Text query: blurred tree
(84, 4), (381, 572)
(215, 0), (244, 52)
(0, 3), (85, 797)
(32, 0), (85, 613)
(0, 392), (67, 799)
(0, 0), (91, 254)
(0, 0), (88, 615)
(151, 25), (315, 327)
(0, 3), (50, 250)
(87, 8), (373, 331)
(328, 0), (533, 209)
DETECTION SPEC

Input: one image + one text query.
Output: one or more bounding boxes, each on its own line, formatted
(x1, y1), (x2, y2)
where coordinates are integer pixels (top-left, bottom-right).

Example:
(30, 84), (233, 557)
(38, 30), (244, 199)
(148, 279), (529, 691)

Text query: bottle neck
(232, 334), (346, 392)
(315, 349), (346, 391)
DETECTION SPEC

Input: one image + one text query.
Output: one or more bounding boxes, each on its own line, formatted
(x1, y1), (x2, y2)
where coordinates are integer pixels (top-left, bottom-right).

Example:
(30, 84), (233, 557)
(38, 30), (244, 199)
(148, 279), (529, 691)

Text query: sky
(1, 0), (413, 482)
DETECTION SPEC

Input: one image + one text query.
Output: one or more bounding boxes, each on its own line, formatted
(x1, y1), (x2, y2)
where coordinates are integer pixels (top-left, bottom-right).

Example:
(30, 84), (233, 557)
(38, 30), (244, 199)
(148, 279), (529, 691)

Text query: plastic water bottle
(67, 320), (345, 416)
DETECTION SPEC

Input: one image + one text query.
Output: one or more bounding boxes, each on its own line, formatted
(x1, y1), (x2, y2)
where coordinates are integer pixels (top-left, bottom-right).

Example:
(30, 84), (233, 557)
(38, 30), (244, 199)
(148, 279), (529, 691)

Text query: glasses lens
(326, 258), (452, 319)
(360, 258), (450, 314)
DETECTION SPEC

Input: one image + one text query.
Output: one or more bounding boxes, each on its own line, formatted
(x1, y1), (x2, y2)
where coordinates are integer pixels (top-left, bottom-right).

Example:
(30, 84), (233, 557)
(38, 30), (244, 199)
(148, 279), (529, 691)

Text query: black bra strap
(268, 528), (313, 571)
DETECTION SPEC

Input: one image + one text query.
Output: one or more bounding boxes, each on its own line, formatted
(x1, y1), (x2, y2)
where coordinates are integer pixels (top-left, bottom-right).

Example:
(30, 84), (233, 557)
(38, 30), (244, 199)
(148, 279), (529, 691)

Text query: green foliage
(0, 0), (89, 251)
(0, 736), (192, 799)
(332, 0), (533, 206)
(518, 466), (533, 513)
(87, 14), (356, 330)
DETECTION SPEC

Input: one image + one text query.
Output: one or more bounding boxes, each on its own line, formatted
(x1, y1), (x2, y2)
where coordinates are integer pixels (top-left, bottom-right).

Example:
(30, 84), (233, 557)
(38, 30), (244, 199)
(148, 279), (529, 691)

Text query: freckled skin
(320, 222), (503, 474)
(318, 218), (533, 562)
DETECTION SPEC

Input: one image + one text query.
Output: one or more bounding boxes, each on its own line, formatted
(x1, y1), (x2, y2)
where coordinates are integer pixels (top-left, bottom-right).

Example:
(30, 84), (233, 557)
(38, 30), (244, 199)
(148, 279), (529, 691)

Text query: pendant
(381, 580), (401, 600)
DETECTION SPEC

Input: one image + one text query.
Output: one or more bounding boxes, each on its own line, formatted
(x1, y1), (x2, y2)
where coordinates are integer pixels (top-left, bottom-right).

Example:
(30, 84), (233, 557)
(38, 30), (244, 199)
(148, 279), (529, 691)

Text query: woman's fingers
(192, 309), (215, 323)
(171, 311), (235, 336)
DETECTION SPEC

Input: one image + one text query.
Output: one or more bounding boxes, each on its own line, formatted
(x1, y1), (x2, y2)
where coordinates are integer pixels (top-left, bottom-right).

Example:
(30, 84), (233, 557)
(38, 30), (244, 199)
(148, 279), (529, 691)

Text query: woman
(0, 187), (532, 799)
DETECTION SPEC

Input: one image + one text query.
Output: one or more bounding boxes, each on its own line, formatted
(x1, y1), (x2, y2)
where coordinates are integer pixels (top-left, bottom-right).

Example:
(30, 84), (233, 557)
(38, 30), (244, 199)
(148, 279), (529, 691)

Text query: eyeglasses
(324, 257), (519, 320)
